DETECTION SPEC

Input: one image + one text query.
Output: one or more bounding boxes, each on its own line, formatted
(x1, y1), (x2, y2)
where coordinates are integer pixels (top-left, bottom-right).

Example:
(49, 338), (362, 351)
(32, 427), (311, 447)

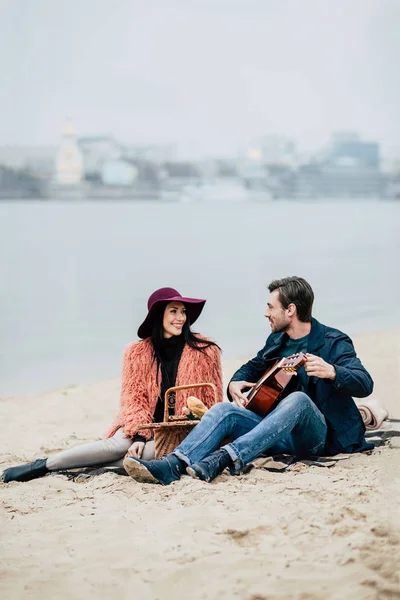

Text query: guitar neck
(264, 353), (306, 384)
(246, 352), (307, 418)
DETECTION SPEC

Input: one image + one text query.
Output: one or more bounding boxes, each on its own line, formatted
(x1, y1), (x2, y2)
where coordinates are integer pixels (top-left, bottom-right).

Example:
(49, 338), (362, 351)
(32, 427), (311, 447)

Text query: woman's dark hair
(150, 301), (220, 362)
(268, 276), (314, 322)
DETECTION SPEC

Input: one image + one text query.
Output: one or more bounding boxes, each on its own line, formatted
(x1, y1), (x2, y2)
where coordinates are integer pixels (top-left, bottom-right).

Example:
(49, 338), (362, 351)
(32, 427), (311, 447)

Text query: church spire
(55, 118), (83, 184)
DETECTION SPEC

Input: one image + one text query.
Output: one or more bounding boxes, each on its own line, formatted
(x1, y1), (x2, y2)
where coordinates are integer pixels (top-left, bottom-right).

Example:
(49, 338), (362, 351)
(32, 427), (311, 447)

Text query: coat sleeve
(226, 345), (269, 401)
(106, 344), (155, 440)
(331, 336), (374, 398)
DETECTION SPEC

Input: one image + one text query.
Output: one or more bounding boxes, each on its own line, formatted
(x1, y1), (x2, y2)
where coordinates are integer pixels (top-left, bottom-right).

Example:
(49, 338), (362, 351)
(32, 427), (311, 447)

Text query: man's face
(265, 290), (291, 333)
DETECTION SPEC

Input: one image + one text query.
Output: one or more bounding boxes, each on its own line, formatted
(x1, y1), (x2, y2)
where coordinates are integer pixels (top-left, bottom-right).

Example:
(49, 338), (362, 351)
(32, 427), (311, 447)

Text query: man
(123, 276), (374, 485)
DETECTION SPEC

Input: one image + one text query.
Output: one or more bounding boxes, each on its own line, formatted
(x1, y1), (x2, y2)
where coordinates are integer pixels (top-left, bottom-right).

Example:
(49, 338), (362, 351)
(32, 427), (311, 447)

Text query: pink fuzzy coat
(105, 336), (223, 440)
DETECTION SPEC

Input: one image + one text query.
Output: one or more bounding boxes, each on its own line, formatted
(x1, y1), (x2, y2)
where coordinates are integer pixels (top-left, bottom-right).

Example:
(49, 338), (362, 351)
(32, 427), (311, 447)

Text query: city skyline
(1, 0), (400, 158)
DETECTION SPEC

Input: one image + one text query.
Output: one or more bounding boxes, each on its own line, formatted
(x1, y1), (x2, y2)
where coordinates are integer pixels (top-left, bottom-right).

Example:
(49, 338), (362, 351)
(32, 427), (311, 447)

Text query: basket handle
(164, 382), (217, 421)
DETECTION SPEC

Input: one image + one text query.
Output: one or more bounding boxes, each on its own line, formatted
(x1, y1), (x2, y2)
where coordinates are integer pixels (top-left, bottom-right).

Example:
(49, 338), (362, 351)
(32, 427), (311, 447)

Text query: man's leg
(223, 391), (327, 473)
(123, 403), (262, 485)
(173, 402), (262, 465)
(123, 395), (326, 484)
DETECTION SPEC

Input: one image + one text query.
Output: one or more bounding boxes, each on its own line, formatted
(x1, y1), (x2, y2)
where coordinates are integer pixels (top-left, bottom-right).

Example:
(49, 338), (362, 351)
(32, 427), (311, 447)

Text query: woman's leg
(46, 428), (132, 471)
(2, 429), (153, 483)
(105, 439), (155, 468)
(142, 440), (155, 461)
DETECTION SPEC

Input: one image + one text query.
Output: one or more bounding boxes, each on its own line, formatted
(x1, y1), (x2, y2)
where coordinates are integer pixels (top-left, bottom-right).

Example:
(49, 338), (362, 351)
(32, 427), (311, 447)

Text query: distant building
(122, 144), (177, 164)
(25, 155), (54, 178)
(290, 132), (384, 198)
(161, 161), (201, 179)
(328, 132), (380, 170)
(245, 135), (298, 168)
(101, 159), (139, 187)
(101, 158), (160, 187)
(55, 120), (83, 184)
(0, 146), (55, 173)
(0, 165), (45, 198)
(237, 135), (298, 193)
(192, 159), (239, 180)
(78, 136), (122, 180)
(159, 161), (202, 191)
(296, 163), (384, 198)
(214, 160), (239, 178)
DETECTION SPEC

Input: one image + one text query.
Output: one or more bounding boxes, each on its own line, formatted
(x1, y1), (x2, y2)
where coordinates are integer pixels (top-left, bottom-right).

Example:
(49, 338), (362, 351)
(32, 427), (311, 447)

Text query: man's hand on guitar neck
(305, 354), (336, 380)
(228, 381), (256, 408)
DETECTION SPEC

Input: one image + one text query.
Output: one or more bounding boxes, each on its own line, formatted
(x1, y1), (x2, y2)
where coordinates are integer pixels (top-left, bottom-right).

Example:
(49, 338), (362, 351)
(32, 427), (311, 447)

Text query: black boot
(1, 459), (49, 483)
(186, 449), (232, 483)
(123, 454), (186, 485)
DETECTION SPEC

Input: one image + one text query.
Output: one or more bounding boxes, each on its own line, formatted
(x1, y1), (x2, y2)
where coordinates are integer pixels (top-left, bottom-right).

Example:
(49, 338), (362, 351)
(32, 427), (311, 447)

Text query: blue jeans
(174, 392), (327, 473)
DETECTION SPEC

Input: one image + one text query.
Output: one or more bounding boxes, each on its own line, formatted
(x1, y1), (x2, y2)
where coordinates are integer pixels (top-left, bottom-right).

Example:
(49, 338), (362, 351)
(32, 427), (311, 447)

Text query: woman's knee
(103, 435), (132, 455)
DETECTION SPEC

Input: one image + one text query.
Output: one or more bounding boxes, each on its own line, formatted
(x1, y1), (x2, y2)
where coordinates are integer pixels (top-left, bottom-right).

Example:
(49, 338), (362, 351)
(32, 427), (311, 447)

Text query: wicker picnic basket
(136, 382), (217, 459)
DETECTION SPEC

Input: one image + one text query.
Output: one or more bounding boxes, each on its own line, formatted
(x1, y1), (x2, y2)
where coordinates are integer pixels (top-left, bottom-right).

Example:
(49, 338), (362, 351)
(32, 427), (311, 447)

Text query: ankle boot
(1, 459), (49, 483)
(186, 449), (232, 483)
(123, 454), (186, 485)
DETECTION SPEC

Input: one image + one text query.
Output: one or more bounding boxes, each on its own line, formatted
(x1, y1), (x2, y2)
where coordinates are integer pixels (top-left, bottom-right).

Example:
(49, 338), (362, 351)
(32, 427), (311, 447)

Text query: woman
(2, 287), (223, 483)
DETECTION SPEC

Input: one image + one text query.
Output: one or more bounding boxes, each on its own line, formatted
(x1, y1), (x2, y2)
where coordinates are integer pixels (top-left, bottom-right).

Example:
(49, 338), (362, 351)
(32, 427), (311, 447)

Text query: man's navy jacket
(228, 318), (374, 455)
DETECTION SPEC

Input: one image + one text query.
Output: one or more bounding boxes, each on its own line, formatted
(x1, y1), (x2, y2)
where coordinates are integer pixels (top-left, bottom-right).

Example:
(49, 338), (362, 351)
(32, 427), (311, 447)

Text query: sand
(1, 329), (399, 600)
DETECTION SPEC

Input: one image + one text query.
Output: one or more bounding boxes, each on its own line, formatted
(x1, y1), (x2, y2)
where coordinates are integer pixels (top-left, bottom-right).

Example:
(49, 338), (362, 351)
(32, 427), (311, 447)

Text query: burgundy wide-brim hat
(137, 287), (206, 339)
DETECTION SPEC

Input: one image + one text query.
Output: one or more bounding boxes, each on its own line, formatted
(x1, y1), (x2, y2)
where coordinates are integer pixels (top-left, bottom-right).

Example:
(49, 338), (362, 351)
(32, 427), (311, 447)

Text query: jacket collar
(264, 331), (287, 357)
(307, 318), (325, 353)
(265, 317), (324, 356)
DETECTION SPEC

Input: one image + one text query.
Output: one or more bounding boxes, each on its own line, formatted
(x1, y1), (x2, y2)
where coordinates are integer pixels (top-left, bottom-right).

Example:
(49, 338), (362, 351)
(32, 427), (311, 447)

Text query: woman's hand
(126, 441), (145, 458)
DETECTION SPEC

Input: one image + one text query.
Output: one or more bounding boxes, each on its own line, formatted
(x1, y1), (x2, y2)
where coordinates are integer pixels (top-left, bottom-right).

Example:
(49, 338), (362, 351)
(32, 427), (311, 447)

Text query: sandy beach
(1, 328), (399, 600)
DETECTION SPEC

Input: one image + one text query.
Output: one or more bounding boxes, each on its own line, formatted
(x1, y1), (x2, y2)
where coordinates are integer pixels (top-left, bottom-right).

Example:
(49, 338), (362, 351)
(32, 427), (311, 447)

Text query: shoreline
(1, 327), (399, 599)
(1, 324), (399, 405)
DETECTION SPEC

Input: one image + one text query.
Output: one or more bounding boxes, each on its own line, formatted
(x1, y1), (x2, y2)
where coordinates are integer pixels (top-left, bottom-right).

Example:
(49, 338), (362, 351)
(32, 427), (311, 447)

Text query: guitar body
(245, 353), (306, 418)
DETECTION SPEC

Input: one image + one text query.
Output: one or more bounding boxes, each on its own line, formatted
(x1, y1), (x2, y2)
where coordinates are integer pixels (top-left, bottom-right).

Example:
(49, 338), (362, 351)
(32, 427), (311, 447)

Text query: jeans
(174, 391), (327, 473)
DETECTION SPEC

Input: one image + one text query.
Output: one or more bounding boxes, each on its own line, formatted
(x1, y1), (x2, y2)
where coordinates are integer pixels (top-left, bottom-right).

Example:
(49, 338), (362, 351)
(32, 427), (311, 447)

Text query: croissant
(186, 396), (209, 419)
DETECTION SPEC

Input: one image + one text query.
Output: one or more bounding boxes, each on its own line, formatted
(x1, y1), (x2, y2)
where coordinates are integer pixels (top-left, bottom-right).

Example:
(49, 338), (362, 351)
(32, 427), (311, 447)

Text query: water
(0, 198), (399, 396)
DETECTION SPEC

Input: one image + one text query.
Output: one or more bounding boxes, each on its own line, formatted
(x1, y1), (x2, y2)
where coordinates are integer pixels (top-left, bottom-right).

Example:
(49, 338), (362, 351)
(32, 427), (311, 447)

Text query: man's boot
(123, 454), (186, 485)
(186, 449), (232, 483)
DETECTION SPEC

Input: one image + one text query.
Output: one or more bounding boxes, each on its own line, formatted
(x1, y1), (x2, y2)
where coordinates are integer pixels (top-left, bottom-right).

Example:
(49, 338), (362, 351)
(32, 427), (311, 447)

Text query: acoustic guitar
(245, 353), (307, 418)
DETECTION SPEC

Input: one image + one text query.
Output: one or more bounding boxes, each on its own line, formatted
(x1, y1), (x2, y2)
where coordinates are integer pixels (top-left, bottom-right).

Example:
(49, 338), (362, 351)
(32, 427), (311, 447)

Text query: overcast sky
(1, 0), (399, 157)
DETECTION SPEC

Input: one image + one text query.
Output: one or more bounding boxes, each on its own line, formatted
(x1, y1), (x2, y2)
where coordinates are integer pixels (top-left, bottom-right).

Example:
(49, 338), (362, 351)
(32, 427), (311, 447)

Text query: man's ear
(287, 303), (297, 317)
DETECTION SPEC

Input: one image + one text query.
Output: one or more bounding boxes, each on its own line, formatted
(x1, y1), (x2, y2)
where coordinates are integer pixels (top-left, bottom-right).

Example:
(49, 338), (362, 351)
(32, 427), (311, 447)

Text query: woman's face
(163, 301), (187, 338)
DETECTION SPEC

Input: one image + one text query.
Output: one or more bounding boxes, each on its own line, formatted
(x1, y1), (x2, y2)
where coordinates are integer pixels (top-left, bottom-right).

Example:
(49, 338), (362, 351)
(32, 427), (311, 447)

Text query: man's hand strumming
(228, 381), (256, 408)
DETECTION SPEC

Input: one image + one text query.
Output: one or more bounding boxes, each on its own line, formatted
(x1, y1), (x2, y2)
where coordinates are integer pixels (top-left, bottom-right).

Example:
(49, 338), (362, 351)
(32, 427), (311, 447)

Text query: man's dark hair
(268, 277), (314, 322)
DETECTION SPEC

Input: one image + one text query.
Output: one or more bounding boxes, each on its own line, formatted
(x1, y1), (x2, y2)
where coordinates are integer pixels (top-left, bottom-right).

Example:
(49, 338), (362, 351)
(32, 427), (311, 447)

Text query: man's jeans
(174, 392), (327, 473)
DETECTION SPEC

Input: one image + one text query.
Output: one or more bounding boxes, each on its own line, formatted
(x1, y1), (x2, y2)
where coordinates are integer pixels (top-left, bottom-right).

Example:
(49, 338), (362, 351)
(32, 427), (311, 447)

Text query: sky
(1, 0), (399, 158)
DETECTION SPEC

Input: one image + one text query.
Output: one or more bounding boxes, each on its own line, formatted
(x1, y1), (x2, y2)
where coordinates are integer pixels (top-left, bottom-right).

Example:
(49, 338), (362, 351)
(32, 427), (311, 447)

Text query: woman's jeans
(174, 392), (327, 473)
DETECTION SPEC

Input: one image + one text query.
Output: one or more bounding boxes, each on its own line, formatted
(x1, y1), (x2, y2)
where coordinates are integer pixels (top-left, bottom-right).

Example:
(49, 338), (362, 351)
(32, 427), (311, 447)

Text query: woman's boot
(1, 459), (49, 483)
